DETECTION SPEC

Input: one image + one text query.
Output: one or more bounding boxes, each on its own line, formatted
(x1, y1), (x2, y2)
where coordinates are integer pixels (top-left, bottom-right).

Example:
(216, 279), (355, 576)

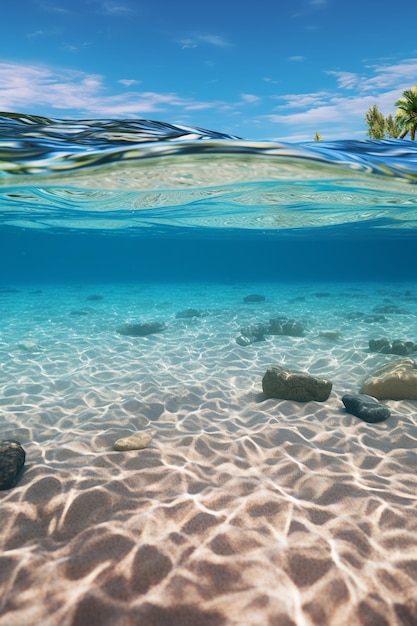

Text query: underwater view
(1, 112), (417, 626)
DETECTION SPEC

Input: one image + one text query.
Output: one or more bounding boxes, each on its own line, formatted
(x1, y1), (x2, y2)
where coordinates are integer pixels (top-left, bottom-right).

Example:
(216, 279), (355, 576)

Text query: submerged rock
(0, 440), (26, 490)
(346, 311), (365, 320)
(369, 338), (417, 356)
(262, 366), (332, 402)
(361, 358), (417, 400)
(373, 304), (406, 314)
(267, 317), (304, 337)
(117, 321), (166, 337)
(86, 294), (103, 301)
(236, 324), (267, 346)
(243, 294), (266, 303)
(345, 312), (387, 323)
(175, 308), (203, 319)
(113, 432), (152, 451)
(236, 317), (305, 346)
(363, 314), (387, 323)
(342, 394), (390, 423)
(319, 330), (341, 340)
(17, 339), (42, 352)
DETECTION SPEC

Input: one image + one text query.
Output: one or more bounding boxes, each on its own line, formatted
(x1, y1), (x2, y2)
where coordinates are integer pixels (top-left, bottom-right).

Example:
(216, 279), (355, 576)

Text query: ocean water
(1, 112), (417, 626)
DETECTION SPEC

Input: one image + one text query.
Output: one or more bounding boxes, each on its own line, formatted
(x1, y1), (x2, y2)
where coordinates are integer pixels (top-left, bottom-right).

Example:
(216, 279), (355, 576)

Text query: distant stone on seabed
(345, 312), (387, 323)
(116, 321), (166, 337)
(17, 339), (42, 352)
(243, 294), (266, 303)
(236, 324), (267, 346)
(361, 358), (417, 400)
(262, 366), (332, 402)
(319, 330), (341, 340)
(113, 432), (152, 451)
(369, 338), (417, 356)
(267, 318), (304, 337)
(175, 308), (203, 319)
(86, 294), (103, 301)
(342, 394), (390, 423)
(0, 440), (26, 490)
(373, 304), (406, 315)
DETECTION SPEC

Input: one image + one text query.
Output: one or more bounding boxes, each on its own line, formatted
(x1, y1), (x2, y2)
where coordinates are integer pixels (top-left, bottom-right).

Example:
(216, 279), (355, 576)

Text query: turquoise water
(1, 112), (416, 284)
(1, 113), (417, 626)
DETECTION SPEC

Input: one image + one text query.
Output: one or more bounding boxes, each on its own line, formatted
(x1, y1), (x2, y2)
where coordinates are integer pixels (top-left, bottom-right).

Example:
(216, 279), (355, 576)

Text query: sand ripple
(1, 282), (417, 625)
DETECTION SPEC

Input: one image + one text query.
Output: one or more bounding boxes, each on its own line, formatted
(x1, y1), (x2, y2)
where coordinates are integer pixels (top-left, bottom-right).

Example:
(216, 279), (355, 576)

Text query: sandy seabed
(0, 281), (417, 626)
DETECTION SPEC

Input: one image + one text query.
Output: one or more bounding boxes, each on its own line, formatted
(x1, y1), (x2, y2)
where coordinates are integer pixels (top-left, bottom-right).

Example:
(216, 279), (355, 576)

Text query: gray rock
(369, 338), (417, 356)
(236, 335), (253, 347)
(86, 294), (103, 301)
(363, 314), (387, 323)
(267, 317), (304, 337)
(342, 394), (390, 423)
(17, 339), (43, 352)
(262, 366), (332, 402)
(117, 321), (166, 337)
(0, 440), (26, 490)
(175, 308), (203, 319)
(236, 324), (267, 346)
(373, 304), (406, 314)
(243, 294), (266, 303)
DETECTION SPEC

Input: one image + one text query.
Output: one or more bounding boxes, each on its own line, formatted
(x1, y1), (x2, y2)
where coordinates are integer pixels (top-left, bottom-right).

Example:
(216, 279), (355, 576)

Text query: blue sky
(1, 0), (417, 141)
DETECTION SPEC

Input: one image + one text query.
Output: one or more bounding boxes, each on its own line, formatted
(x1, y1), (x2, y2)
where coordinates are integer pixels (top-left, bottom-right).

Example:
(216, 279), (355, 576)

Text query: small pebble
(319, 330), (341, 340)
(113, 432), (153, 451)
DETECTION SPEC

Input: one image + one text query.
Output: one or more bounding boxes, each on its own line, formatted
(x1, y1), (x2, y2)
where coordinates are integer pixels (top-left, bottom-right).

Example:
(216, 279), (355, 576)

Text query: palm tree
(395, 84), (417, 140)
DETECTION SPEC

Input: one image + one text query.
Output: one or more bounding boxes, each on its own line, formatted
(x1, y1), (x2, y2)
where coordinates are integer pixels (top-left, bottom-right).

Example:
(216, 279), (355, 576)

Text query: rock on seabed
(361, 358), (417, 400)
(113, 432), (153, 451)
(342, 393), (390, 423)
(0, 440), (26, 490)
(262, 366), (332, 402)
(116, 322), (166, 337)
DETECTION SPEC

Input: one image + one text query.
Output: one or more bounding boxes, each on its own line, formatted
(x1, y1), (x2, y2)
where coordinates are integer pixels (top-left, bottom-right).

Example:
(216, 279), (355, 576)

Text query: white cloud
(198, 34), (232, 47)
(178, 34), (232, 49)
(62, 42), (92, 52)
(38, 3), (71, 14)
(264, 57), (417, 139)
(288, 56), (305, 62)
(27, 28), (60, 38)
(99, 1), (133, 14)
(240, 94), (261, 104)
(118, 79), (141, 87)
(327, 59), (417, 93)
(273, 91), (330, 110)
(179, 38), (198, 49)
(0, 62), (217, 117)
(326, 70), (358, 90)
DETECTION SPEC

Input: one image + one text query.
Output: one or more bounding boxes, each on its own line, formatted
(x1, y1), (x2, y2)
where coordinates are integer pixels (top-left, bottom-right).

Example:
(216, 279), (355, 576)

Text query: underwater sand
(1, 281), (417, 626)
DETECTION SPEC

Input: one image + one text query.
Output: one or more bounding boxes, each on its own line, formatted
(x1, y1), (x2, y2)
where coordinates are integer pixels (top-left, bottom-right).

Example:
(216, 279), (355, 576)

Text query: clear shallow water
(1, 114), (417, 625)
(1, 112), (417, 238)
(1, 112), (417, 284)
